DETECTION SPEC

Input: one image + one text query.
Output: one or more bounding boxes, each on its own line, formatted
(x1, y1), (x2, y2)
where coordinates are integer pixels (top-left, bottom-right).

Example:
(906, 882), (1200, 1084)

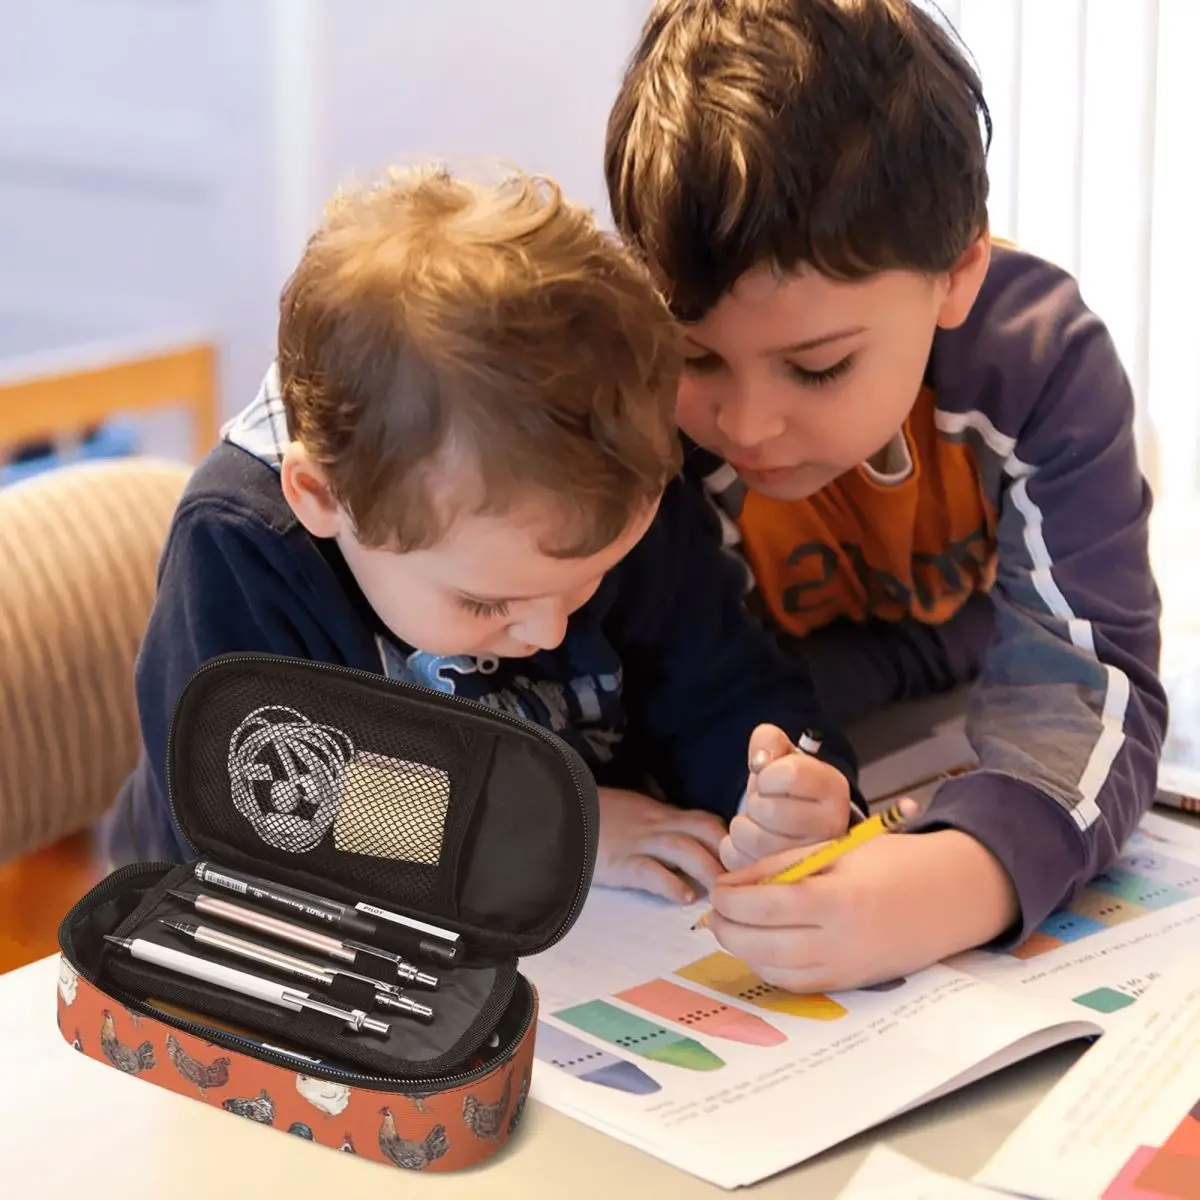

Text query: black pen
(166, 889), (440, 989)
(194, 860), (461, 965)
(193, 861), (376, 938)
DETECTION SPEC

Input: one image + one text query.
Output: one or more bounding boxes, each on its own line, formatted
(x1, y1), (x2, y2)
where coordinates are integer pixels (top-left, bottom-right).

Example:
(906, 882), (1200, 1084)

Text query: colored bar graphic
(534, 1020), (661, 1095)
(1010, 930), (1066, 960)
(615, 978), (786, 1047)
(1037, 909), (1109, 944)
(1002, 843), (1200, 960)
(1119, 850), (1200, 892)
(553, 1000), (725, 1071)
(1088, 867), (1193, 911)
(1074, 987), (1138, 1015)
(675, 951), (848, 1020)
(1068, 890), (1150, 928)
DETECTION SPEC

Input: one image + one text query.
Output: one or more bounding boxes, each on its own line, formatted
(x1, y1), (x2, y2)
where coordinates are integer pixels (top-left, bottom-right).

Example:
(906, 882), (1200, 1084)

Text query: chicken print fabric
(56, 954), (535, 1172)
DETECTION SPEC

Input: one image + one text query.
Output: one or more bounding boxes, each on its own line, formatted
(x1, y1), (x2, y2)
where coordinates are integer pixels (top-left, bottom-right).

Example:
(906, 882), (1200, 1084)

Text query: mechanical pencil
(103, 934), (391, 1035)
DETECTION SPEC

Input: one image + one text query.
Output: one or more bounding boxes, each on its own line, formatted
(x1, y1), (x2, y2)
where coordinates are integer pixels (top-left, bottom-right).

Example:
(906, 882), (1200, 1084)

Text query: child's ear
(935, 229), (991, 330)
(280, 443), (343, 538)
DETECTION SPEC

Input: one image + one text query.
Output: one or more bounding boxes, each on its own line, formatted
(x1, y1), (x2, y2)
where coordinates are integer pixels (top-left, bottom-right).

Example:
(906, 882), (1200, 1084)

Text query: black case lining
(64, 864), (535, 1084)
(100, 867), (514, 1075)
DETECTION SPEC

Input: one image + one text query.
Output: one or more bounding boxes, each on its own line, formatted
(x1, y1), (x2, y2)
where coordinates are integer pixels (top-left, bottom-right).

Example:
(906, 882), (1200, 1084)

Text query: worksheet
(524, 890), (1096, 1189)
(975, 962), (1200, 1200)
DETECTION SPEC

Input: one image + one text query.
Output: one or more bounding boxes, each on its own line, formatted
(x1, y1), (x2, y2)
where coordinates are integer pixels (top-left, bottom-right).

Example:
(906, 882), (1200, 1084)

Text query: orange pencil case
(56, 653), (598, 1171)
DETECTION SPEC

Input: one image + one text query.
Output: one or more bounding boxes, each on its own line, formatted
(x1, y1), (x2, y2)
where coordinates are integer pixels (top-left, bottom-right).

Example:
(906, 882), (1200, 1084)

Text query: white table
(1, 954), (1079, 1198)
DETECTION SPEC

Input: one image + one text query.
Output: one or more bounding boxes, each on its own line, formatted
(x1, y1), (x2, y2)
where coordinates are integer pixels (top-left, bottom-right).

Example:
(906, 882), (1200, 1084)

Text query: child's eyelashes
(682, 352), (855, 387)
(681, 353), (722, 375)
(786, 355), (854, 387)
(458, 596), (511, 619)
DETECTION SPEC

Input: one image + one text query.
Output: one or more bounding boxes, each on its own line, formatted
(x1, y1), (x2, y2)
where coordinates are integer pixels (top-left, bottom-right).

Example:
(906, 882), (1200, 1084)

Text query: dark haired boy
(606, 0), (1166, 989)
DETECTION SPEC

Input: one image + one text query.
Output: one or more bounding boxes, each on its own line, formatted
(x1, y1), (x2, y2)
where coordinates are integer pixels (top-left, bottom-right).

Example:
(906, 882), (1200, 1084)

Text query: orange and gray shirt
(685, 243), (1167, 943)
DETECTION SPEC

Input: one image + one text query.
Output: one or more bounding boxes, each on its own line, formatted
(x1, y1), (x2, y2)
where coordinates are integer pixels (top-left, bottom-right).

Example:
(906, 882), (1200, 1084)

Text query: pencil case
(55, 652), (598, 1172)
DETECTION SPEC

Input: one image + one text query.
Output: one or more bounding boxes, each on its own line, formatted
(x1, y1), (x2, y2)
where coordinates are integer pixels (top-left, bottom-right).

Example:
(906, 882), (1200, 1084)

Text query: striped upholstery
(0, 459), (189, 864)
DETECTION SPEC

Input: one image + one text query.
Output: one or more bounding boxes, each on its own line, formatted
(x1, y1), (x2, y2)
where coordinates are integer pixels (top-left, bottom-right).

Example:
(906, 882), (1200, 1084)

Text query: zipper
(164, 652), (597, 954)
(57, 865), (534, 1092)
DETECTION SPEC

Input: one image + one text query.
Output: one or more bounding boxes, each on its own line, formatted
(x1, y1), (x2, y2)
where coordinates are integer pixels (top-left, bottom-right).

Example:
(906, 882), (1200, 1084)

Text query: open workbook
(523, 733), (1200, 1189)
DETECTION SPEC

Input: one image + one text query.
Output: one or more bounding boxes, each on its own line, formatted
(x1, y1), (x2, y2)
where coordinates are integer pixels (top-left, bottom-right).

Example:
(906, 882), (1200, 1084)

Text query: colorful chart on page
(1003, 846), (1200, 961)
(614, 978), (786, 1046)
(534, 1020), (662, 1095)
(675, 951), (848, 1020)
(1103, 1099), (1200, 1199)
(553, 1000), (725, 1071)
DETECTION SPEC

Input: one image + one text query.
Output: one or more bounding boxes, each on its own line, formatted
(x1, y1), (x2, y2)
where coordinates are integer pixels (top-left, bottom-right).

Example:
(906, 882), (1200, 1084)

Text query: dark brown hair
(605, 0), (992, 320)
(277, 166), (682, 555)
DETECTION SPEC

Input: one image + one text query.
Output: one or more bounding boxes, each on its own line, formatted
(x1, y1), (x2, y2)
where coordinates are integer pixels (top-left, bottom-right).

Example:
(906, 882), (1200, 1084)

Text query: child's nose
(513, 599), (569, 652)
(713, 387), (787, 450)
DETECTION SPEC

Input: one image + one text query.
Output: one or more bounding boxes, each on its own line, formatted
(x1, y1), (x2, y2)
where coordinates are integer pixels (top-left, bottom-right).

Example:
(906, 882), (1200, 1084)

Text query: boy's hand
(719, 724), (852, 872)
(708, 827), (1020, 992)
(596, 787), (726, 904)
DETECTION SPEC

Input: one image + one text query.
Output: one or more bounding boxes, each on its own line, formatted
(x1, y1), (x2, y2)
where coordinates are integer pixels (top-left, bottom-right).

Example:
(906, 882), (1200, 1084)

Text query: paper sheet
(975, 961), (1200, 1200)
(524, 889), (1093, 1189)
(837, 1146), (999, 1198)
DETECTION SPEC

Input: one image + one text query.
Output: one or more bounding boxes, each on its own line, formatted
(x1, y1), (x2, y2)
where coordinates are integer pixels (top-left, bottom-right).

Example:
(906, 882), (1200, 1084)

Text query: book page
(837, 1146), (998, 1198)
(524, 888), (1094, 1190)
(975, 961), (1200, 1200)
(949, 812), (1200, 1028)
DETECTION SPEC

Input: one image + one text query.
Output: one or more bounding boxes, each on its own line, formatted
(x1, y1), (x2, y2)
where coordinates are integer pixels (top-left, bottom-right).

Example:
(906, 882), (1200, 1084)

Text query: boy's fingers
(726, 812), (818, 864)
(717, 840), (830, 888)
(617, 856), (697, 905)
(747, 724), (796, 774)
(711, 876), (825, 928)
(643, 833), (722, 892)
(753, 753), (843, 802)
(662, 809), (727, 854)
(743, 787), (849, 842)
(707, 914), (823, 971)
(756, 963), (841, 994)
(718, 834), (755, 873)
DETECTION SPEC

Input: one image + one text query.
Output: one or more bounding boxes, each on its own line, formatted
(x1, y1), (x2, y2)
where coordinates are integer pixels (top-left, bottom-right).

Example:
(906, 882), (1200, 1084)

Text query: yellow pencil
(692, 801), (913, 931)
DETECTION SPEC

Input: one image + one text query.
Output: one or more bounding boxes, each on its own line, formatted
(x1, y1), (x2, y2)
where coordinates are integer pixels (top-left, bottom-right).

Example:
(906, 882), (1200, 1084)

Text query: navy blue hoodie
(99, 372), (857, 864)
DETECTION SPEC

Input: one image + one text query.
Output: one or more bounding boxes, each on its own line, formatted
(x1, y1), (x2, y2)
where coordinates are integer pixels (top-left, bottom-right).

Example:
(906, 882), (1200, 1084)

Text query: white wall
(0, 0), (219, 361)
(0, 0), (652, 445)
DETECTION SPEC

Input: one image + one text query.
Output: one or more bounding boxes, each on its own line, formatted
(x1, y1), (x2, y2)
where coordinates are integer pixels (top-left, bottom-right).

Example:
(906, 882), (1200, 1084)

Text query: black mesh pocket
(171, 660), (495, 915)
